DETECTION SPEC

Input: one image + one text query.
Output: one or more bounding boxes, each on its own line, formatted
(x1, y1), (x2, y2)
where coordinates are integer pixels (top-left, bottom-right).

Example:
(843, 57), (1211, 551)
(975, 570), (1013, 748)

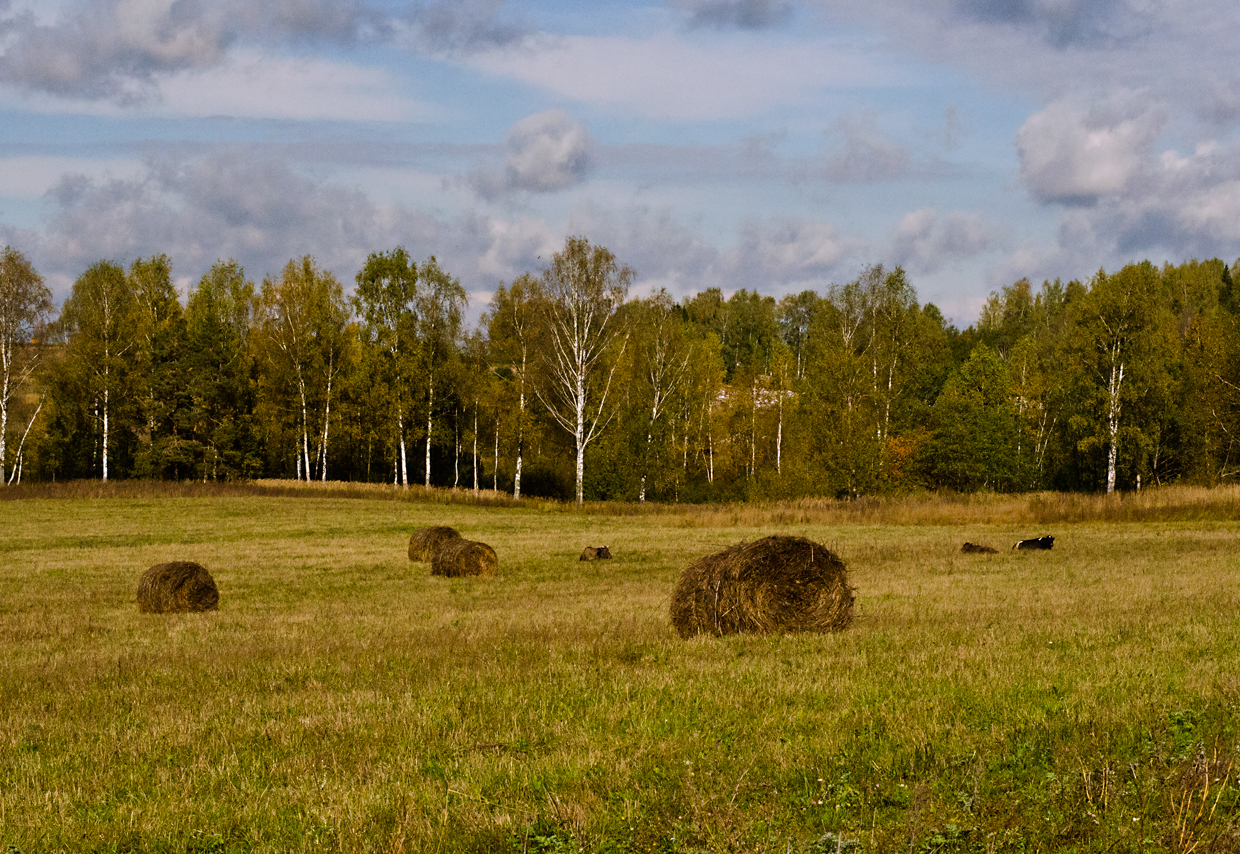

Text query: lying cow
(579, 546), (613, 561)
(961, 542), (998, 554)
(1013, 536), (1054, 550)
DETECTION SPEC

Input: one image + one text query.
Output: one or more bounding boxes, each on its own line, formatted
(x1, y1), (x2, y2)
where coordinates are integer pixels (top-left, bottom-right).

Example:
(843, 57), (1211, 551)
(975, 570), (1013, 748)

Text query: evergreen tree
(185, 260), (261, 480)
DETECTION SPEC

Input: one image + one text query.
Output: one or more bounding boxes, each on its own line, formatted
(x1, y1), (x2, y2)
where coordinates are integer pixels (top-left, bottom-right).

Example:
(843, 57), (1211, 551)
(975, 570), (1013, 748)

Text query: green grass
(2, 485), (1239, 852)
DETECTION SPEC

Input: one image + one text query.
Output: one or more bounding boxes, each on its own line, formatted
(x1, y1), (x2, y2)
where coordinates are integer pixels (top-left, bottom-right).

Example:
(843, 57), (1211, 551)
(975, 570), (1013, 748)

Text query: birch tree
(535, 236), (632, 504)
(0, 246), (51, 485)
(258, 257), (348, 481)
(59, 261), (137, 481)
(353, 247), (419, 486)
(414, 257), (465, 488)
(486, 273), (542, 499)
(1069, 262), (1170, 493)
(630, 290), (690, 501)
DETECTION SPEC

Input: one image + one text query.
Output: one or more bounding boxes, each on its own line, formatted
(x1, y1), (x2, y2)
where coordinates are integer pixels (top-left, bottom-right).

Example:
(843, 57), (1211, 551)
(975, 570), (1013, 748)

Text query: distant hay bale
(670, 535), (854, 639)
(408, 526), (461, 561)
(961, 542), (998, 554)
(579, 545), (613, 561)
(137, 561), (219, 613)
(431, 539), (499, 577)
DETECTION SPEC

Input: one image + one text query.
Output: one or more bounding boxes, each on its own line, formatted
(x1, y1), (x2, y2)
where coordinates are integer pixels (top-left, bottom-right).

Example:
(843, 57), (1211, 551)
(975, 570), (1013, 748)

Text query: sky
(1, 0), (1238, 329)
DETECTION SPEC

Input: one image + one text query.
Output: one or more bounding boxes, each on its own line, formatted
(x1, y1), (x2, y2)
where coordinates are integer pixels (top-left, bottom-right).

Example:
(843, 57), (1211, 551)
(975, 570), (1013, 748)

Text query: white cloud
(893, 207), (1002, 273)
(156, 53), (428, 122)
(471, 109), (594, 198)
(820, 111), (913, 182)
(464, 31), (902, 120)
(1016, 95), (1165, 204)
(0, 155), (145, 197)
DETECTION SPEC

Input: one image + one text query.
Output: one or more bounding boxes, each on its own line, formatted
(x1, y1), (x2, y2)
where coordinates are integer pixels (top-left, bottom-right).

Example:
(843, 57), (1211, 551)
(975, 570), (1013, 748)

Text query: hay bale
(137, 561), (219, 613)
(579, 545), (613, 561)
(961, 542), (998, 554)
(431, 539), (499, 577)
(408, 525), (461, 561)
(670, 535), (854, 639)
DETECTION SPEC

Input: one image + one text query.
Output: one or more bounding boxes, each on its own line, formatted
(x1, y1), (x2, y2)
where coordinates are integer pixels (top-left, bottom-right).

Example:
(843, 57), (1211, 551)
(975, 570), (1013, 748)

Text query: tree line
(3, 237), (1239, 501)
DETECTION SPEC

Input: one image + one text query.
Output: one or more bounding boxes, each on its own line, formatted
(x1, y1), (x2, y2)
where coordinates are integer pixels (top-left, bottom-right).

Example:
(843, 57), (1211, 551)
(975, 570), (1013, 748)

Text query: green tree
(630, 290), (691, 501)
(777, 290), (821, 380)
(922, 344), (1021, 490)
(0, 246), (52, 484)
(257, 257), (349, 481)
(414, 257), (466, 488)
(184, 260), (261, 480)
(128, 254), (192, 479)
(1067, 262), (1173, 493)
(57, 261), (138, 480)
(353, 247), (420, 485)
(485, 273), (543, 499)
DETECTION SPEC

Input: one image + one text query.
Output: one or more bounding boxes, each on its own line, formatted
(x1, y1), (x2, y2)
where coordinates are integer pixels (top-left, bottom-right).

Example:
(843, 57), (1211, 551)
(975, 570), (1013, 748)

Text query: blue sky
(1, 0), (1238, 328)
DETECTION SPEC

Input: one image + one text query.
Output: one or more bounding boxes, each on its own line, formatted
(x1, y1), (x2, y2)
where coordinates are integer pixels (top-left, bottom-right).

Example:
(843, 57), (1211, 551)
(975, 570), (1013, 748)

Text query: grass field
(2, 483), (1239, 853)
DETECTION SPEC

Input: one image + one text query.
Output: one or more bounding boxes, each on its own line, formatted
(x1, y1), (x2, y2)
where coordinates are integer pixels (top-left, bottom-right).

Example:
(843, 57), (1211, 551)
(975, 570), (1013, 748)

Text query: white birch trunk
(1106, 357), (1124, 494)
(296, 369), (311, 482)
(397, 409), (408, 486)
(514, 378), (524, 500)
(749, 376), (757, 479)
(776, 398), (783, 476)
(575, 374), (585, 504)
(472, 406), (478, 494)
(102, 384), (109, 482)
(0, 386), (7, 485)
(8, 397), (41, 485)
(0, 355), (8, 483)
(425, 381), (434, 488)
(320, 370), (332, 482)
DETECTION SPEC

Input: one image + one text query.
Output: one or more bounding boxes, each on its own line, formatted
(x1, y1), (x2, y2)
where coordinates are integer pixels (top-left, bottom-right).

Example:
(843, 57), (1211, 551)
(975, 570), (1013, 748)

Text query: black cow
(1013, 536), (1054, 550)
(579, 546), (613, 561)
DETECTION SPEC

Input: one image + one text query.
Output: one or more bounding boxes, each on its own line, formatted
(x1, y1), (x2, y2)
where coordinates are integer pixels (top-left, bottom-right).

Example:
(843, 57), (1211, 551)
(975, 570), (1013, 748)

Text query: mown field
(2, 483), (1239, 853)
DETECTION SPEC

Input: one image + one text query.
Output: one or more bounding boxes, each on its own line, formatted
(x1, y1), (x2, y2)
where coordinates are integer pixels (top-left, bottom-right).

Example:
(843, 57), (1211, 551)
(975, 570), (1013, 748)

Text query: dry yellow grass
(1, 486), (1239, 852)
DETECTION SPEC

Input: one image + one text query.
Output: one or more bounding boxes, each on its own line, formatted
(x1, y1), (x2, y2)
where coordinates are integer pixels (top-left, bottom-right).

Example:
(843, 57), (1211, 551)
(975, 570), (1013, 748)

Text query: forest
(2, 237), (1239, 502)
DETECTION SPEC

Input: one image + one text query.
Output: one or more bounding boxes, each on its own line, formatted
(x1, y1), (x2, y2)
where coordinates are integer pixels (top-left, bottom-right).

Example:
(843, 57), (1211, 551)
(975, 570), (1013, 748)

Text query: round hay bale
(670, 535), (854, 639)
(137, 561), (219, 613)
(408, 525), (461, 561)
(431, 539), (499, 577)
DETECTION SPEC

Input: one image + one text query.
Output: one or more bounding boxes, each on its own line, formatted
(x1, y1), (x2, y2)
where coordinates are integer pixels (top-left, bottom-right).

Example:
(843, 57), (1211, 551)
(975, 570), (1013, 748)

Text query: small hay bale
(408, 525), (461, 561)
(579, 545), (613, 561)
(961, 542), (998, 554)
(431, 539), (499, 577)
(137, 561), (219, 613)
(670, 535), (854, 639)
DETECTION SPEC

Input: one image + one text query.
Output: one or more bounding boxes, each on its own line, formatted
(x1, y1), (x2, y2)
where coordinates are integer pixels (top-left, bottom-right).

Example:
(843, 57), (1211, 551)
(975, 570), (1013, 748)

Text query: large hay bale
(670, 535), (854, 639)
(137, 561), (219, 613)
(431, 539), (499, 577)
(408, 525), (461, 561)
